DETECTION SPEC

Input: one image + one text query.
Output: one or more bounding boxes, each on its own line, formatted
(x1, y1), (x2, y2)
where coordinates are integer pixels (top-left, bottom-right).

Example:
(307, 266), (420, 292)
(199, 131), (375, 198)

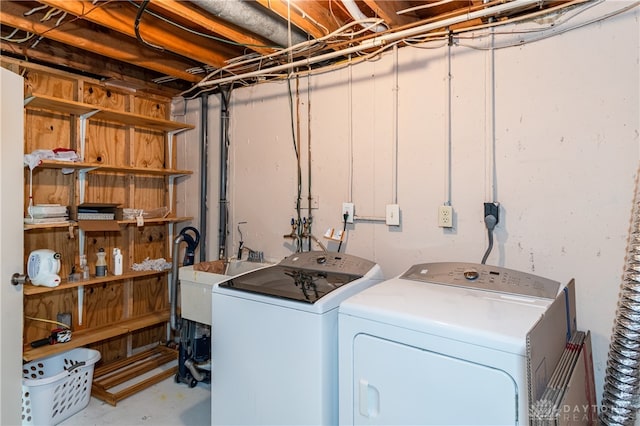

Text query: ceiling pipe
(190, 0), (307, 47)
(341, 0), (386, 32)
(196, 0), (541, 88)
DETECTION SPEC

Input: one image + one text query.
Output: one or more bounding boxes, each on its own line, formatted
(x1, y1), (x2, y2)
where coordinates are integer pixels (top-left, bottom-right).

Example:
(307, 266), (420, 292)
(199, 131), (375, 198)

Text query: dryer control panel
(400, 262), (560, 299)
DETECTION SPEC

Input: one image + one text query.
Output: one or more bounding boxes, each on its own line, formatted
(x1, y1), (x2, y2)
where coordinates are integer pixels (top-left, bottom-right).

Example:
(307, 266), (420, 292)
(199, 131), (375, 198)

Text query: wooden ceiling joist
(0, 0), (200, 83)
(254, 0), (342, 40)
(149, 0), (277, 57)
(363, 1), (416, 27)
(37, 0), (238, 69)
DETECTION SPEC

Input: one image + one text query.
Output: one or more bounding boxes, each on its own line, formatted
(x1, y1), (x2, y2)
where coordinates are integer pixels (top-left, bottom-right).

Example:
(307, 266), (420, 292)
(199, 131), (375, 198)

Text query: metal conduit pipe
(199, 93), (208, 262)
(602, 166), (640, 425)
(218, 88), (230, 260)
(190, 0), (307, 47)
(170, 234), (185, 332)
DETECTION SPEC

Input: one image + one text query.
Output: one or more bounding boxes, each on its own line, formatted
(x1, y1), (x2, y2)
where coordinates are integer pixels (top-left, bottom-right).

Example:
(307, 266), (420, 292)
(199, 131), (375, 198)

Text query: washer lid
(339, 276), (559, 354)
(218, 251), (377, 304)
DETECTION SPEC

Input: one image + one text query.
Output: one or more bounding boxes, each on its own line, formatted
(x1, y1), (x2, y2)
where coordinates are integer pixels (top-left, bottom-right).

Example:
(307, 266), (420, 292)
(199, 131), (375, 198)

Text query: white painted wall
(177, 2), (639, 408)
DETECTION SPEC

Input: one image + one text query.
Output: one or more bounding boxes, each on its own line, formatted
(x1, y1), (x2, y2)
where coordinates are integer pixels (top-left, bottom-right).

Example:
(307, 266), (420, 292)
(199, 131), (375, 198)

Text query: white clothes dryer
(339, 262), (570, 425)
(211, 251), (383, 426)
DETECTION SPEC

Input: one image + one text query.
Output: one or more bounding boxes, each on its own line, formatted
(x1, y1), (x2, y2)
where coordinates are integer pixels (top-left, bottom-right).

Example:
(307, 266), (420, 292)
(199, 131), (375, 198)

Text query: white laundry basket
(21, 348), (101, 426)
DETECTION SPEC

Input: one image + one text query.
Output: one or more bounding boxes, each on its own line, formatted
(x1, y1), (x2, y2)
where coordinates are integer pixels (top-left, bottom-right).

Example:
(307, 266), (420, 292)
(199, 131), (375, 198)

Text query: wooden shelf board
(33, 160), (192, 176)
(23, 269), (168, 295)
(94, 109), (193, 132)
(24, 221), (75, 231)
(25, 93), (96, 116)
(23, 309), (170, 361)
(117, 216), (193, 226)
(24, 216), (193, 231)
(24, 93), (194, 132)
(93, 164), (192, 176)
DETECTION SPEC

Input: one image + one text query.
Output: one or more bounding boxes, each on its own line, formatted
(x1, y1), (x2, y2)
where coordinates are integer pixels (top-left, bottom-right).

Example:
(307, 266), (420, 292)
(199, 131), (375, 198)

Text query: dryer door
(352, 334), (518, 425)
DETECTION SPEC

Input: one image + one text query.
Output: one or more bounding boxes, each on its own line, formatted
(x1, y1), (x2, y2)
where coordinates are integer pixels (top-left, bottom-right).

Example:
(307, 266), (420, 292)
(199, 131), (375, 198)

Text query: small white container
(112, 248), (123, 276)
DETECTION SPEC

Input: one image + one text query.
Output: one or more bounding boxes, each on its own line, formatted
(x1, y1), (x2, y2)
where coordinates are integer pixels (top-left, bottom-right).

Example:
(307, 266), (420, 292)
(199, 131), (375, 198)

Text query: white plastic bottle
(113, 248), (123, 276)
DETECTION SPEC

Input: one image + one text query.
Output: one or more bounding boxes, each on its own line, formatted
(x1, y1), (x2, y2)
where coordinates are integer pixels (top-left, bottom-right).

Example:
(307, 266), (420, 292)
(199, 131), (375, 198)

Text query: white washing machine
(339, 262), (571, 425)
(211, 251), (383, 426)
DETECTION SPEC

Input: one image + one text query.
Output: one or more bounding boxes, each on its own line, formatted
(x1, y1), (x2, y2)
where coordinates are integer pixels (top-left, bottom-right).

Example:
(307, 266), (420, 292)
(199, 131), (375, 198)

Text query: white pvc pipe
(341, 0), (386, 32)
(196, 0), (541, 88)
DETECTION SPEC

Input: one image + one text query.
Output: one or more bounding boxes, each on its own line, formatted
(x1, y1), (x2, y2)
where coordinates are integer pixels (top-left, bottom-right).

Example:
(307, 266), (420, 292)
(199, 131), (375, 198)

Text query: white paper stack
(25, 204), (69, 224)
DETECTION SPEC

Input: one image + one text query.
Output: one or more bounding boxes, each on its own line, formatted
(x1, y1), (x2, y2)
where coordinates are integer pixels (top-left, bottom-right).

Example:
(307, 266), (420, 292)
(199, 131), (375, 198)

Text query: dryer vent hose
(602, 167), (640, 425)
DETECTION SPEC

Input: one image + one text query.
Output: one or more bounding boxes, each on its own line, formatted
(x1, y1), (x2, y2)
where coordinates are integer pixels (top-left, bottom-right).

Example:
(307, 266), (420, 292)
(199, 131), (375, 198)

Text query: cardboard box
(71, 203), (122, 232)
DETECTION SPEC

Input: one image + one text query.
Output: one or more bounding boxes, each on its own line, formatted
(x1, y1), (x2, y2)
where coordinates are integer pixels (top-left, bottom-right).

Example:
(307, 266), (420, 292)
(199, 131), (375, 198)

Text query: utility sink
(224, 259), (272, 276)
(179, 259), (274, 325)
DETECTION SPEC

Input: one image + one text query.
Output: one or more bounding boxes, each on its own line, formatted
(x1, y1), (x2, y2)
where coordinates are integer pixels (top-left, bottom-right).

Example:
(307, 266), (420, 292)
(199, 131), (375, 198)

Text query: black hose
(481, 227), (493, 265)
(481, 214), (498, 264)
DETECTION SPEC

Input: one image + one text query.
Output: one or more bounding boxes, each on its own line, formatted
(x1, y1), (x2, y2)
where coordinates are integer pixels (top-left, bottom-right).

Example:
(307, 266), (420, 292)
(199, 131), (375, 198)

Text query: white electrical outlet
(438, 205), (453, 228)
(342, 202), (354, 223)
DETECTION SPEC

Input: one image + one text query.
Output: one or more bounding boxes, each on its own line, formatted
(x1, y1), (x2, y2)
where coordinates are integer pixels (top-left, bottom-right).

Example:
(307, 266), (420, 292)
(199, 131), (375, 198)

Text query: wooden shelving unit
(21, 67), (194, 403)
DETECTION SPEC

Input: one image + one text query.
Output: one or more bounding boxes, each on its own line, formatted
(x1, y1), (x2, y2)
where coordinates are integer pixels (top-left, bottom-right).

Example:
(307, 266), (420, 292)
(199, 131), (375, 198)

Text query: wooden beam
(0, 41), (186, 96)
(149, 0), (277, 56)
(0, 0), (200, 83)
(37, 0), (238, 69)
(255, 0), (342, 39)
(363, 1), (417, 27)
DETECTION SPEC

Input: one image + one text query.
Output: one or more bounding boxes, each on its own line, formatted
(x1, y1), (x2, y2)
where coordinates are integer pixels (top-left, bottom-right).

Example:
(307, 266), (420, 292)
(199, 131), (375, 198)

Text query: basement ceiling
(1, 0), (578, 96)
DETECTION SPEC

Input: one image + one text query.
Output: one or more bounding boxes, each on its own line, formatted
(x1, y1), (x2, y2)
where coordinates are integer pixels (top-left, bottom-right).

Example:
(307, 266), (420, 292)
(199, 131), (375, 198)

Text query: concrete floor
(59, 375), (211, 426)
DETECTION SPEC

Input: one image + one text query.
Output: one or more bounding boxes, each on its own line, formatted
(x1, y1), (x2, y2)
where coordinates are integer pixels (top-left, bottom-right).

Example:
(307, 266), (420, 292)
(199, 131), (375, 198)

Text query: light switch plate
(386, 204), (400, 226)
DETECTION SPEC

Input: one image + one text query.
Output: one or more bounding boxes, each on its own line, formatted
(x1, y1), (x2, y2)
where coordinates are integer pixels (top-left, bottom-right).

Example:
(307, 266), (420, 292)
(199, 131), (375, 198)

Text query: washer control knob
(316, 256), (327, 264)
(463, 269), (479, 281)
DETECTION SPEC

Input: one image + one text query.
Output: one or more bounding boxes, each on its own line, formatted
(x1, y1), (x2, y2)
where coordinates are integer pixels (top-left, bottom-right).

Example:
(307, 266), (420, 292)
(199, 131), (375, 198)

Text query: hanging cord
(337, 212), (349, 253)
(134, 0), (164, 51)
(307, 66), (313, 251)
(25, 316), (70, 329)
(480, 203), (499, 264)
(286, 76), (303, 251)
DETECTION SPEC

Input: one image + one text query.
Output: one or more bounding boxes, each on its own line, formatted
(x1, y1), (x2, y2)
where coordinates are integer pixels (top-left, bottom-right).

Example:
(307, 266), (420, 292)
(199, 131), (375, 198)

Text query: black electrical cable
(134, 0), (164, 51)
(287, 77), (303, 251)
(337, 213), (348, 253)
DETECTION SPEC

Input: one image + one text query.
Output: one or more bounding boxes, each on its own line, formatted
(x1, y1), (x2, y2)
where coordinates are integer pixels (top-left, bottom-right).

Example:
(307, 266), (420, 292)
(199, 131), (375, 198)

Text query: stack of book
(24, 204), (69, 225)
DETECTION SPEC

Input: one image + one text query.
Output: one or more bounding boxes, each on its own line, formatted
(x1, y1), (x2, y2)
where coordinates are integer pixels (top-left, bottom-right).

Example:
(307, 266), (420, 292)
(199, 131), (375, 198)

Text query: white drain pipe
(341, 0), (386, 32)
